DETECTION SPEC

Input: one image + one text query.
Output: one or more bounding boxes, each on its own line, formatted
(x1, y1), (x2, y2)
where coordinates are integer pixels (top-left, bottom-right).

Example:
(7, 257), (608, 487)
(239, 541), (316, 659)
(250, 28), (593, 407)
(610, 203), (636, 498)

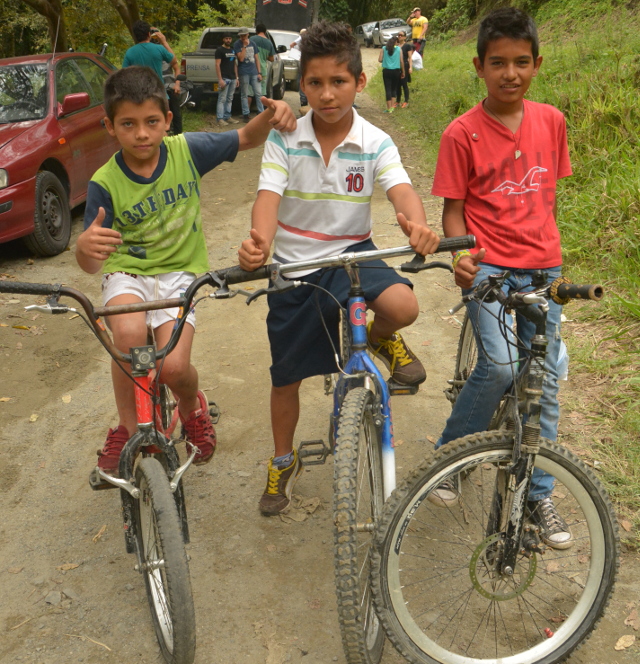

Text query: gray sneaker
(427, 474), (461, 507)
(259, 450), (303, 516)
(217, 118), (228, 126)
(367, 321), (426, 385)
(226, 117), (240, 124)
(527, 497), (573, 549)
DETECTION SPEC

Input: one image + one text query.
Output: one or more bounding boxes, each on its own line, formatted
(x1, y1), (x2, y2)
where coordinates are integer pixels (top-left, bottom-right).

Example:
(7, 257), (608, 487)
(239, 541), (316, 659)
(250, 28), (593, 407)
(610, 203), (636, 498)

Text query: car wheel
(272, 67), (286, 100)
(289, 75), (299, 92)
(23, 171), (71, 257)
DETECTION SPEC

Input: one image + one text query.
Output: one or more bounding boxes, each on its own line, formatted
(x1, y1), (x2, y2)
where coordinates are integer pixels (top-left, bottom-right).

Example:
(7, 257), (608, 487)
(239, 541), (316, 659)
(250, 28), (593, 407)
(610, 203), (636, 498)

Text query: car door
(372, 22), (381, 46)
(54, 57), (114, 205)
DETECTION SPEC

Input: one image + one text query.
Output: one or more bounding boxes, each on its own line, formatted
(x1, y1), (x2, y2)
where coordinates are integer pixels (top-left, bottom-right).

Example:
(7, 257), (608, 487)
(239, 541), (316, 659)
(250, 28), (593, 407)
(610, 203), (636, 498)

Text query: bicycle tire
(371, 431), (619, 664)
(133, 458), (196, 664)
(334, 387), (385, 664)
(447, 311), (477, 406)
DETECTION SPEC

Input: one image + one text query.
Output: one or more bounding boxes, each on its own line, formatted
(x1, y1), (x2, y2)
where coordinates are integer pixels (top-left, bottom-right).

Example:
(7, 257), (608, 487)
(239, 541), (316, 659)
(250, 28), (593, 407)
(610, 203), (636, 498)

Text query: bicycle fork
(488, 330), (549, 573)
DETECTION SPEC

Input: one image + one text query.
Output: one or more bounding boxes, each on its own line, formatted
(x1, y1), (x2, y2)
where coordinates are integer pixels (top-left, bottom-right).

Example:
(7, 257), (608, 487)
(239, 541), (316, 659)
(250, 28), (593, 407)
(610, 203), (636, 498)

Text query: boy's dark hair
(300, 20), (362, 79)
(255, 23), (267, 34)
(132, 20), (152, 44)
(477, 7), (539, 63)
(104, 66), (168, 122)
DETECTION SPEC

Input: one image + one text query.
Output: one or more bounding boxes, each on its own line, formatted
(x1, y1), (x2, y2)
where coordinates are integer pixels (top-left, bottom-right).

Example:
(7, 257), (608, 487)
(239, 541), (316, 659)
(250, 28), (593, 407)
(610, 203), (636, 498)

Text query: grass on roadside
(368, 10), (640, 545)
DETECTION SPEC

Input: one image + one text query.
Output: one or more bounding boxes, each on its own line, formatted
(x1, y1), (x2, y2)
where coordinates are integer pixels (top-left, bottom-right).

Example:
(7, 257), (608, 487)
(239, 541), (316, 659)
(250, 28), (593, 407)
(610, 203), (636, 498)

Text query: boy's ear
(356, 71), (367, 93)
(472, 56), (484, 78)
(532, 55), (543, 76)
(165, 111), (173, 132)
(103, 116), (116, 137)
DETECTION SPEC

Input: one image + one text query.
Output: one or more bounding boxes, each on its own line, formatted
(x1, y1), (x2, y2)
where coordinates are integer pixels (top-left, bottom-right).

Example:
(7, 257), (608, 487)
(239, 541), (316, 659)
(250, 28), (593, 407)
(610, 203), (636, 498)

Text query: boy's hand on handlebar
(397, 213), (440, 256)
(76, 207), (122, 261)
(261, 98), (297, 133)
(454, 248), (486, 289)
(238, 229), (270, 271)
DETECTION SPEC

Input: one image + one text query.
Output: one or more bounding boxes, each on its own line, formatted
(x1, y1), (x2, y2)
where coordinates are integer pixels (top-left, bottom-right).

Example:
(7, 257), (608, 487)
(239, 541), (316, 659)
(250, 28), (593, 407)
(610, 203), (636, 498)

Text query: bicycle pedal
(387, 379), (420, 396)
(208, 401), (221, 424)
(298, 439), (330, 466)
(88, 468), (118, 491)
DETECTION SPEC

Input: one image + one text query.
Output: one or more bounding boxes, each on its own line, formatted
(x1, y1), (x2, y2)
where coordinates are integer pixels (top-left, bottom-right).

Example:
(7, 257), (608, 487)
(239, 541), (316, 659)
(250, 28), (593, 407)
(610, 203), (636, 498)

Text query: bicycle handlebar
(0, 235), (476, 364)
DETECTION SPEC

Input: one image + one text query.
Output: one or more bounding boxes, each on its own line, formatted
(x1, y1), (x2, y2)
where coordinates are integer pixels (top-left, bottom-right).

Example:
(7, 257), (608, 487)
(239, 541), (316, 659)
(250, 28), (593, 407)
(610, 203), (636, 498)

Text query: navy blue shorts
(267, 239), (413, 387)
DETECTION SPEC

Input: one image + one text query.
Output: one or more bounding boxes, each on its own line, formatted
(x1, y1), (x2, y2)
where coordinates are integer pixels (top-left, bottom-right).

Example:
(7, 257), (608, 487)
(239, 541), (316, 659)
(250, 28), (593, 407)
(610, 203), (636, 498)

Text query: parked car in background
(371, 18), (409, 47)
(355, 22), (377, 48)
(0, 52), (120, 256)
(268, 29), (300, 91)
(182, 27), (287, 109)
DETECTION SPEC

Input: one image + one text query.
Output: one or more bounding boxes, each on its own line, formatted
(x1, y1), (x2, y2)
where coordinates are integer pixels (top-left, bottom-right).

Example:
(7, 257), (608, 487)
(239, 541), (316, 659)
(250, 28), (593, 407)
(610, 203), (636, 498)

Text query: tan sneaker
(367, 321), (426, 385)
(259, 450), (303, 516)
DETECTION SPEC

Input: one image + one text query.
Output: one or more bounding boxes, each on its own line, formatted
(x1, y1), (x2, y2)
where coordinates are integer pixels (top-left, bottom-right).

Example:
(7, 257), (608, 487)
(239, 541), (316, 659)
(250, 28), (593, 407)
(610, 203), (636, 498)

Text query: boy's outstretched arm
(237, 98), (296, 151)
(238, 190), (281, 270)
(442, 198), (486, 288)
(76, 207), (122, 274)
(386, 183), (439, 256)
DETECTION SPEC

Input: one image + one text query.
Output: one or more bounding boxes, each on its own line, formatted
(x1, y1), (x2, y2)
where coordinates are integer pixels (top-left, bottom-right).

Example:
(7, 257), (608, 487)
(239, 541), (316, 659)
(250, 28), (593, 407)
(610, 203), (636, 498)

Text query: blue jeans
(239, 74), (264, 116)
(438, 264), (564, 501)
(216, 78), (237, 120)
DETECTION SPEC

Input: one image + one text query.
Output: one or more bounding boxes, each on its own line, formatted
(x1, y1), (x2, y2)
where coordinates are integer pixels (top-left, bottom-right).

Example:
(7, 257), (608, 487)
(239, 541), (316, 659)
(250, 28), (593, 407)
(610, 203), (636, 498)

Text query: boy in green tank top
(76, 66), (296, 476)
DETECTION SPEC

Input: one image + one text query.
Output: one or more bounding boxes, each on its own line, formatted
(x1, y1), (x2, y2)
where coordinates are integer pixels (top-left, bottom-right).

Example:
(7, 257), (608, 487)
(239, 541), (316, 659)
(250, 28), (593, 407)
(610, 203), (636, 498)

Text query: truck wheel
(289, 76), (299, 92)
(272, 68), (286, 100)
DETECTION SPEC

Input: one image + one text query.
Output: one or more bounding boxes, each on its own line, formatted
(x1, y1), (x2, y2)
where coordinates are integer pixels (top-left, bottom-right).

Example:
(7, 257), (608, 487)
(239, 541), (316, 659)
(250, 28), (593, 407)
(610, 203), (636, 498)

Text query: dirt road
(1, 48), (637, 664)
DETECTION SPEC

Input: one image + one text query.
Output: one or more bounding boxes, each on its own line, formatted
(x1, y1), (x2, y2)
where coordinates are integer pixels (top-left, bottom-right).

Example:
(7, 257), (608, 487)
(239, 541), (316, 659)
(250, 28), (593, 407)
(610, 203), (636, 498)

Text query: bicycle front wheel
(134, 458), (196, 664)
(334, 387), (386, 664)
(372, 431), (619, 664)
(447, 311), (477, 406)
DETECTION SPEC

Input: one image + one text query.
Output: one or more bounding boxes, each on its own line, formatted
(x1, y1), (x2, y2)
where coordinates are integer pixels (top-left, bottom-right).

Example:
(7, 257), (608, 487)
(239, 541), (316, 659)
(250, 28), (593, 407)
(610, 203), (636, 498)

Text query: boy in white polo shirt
(238, 21), (439, 516)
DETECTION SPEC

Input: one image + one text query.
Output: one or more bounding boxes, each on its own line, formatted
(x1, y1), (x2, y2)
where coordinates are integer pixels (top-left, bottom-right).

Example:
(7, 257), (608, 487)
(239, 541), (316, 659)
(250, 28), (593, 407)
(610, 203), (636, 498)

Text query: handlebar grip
(437, 235), (476, 253)
(0, 281), (63, 296)
(553, 281), (604, 303)
(218, 264), (272, 285)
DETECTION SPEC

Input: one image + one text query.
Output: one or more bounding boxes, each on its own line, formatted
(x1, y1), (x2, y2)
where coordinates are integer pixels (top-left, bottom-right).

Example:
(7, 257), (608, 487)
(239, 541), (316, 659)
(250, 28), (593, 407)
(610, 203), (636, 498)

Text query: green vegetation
(370, 3), (640, 543)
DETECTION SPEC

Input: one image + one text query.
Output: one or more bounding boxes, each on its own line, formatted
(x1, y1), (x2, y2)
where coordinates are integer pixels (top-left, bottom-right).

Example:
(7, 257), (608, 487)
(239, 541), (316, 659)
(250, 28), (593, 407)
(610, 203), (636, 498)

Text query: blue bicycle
(208, 234), (475, 664)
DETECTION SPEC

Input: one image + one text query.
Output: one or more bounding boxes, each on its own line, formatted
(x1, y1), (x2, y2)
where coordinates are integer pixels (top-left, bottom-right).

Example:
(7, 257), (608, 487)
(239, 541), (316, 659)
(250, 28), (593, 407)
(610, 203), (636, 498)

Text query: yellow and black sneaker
(367, 321), (426, 385)
(259, 450), (303, 516)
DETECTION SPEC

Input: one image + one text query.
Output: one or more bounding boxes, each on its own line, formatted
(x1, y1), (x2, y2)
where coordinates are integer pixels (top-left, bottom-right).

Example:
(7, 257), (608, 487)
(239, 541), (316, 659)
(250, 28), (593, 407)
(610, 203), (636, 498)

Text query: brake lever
(400, 255), (453, 274)
(245, 273), (301, 305)
(25, 295), (73, 315)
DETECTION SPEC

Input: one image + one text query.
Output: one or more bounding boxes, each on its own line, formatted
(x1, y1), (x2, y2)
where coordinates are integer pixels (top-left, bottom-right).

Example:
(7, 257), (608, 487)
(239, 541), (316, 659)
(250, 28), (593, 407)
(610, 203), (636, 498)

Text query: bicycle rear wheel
(134, 458), (196, 664)
(334, 387), (385, 664)
(446, 311), (477, 406)
(372, 431), (619, 664)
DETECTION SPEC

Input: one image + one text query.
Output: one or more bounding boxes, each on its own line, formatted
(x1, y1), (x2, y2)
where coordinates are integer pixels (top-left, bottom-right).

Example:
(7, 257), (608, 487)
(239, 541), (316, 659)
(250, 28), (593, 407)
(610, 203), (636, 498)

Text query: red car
(0, 52), (120, 256)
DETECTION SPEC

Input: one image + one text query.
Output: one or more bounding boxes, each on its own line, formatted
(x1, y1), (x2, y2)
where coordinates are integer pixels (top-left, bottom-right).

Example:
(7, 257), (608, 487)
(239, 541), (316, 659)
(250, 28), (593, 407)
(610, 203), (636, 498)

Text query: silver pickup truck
(181, 27), (287, 108)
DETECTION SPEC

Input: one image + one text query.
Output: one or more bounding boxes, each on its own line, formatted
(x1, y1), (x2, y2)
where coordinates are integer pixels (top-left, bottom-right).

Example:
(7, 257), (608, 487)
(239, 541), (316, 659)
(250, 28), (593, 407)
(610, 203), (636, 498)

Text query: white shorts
(101, 271), (197, 330)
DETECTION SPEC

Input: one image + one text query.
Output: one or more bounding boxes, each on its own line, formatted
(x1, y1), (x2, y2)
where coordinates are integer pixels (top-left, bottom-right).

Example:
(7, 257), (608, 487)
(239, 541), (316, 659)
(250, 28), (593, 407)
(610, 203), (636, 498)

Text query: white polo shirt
(258, 109), (411, 274)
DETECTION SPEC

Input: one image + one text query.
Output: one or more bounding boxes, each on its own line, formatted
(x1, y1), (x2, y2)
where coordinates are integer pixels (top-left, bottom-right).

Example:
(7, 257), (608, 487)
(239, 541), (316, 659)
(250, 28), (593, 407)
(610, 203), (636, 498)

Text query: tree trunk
(106, 0), (141, 39)
(21, 0), (68, 52)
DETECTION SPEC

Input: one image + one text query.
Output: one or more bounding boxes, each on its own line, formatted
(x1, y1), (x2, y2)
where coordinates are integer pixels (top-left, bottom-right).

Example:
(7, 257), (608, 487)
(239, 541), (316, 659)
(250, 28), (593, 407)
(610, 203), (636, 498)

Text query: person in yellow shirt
(407, 7), (428, 55)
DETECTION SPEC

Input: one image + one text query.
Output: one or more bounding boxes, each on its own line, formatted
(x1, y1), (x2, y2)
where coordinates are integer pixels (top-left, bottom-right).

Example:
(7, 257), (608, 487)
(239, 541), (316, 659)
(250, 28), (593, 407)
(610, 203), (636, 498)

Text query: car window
(55, 59), (90, 104)
(0, 63), (48, 123)
(270, 31), (296, 50)
(382, 19), (405, 29)
(74, 57), (109, 103)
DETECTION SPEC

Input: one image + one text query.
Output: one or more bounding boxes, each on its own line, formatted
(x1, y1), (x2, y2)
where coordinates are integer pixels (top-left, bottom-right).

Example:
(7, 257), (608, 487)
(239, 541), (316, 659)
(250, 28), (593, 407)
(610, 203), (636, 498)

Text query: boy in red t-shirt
(430, 7), (574, 550)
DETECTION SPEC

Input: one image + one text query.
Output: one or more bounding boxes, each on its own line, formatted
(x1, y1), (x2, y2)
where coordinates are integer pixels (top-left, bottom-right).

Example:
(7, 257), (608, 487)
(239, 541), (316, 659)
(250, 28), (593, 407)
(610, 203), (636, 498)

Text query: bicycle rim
(334, 387), (385, 664)
(134, 458), (196, 664)
(372, 432), (619, 664)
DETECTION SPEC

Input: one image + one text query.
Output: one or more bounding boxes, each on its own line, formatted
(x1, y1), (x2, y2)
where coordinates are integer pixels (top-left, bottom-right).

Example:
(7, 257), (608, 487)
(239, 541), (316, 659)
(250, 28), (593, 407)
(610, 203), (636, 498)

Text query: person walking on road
(123, 20), (183, 134)
(251, 23), (276, 97)
(379, 36), (404, 113)
(396, 31), (413, 108)
(215, 33), (240, 126)
(234, 27), (264, 122)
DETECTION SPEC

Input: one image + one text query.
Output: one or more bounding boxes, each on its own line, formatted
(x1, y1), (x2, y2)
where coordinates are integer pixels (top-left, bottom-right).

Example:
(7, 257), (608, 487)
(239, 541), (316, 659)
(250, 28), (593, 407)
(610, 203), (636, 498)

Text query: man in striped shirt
(238, 21), (439, 516)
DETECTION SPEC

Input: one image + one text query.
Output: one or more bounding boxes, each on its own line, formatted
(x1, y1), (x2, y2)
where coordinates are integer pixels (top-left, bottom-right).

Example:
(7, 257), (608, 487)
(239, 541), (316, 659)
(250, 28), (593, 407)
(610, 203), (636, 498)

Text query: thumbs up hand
(76, 207), (123, 273)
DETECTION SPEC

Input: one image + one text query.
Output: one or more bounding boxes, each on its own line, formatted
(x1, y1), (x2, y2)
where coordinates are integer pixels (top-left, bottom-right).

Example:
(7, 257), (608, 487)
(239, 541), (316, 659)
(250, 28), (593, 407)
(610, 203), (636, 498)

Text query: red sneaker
(97, 425), (130, 475)
(180, 391), (216, 464)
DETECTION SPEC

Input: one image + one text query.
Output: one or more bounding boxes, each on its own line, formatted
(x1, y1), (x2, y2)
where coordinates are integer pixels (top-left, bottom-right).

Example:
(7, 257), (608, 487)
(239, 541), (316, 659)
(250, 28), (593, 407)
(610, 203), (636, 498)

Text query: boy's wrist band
(452, 250), (472, 269)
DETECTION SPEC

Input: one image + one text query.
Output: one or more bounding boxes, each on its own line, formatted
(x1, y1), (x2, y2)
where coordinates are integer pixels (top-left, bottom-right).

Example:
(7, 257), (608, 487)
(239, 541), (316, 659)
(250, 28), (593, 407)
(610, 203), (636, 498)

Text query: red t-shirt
(431, 99), (572, 268)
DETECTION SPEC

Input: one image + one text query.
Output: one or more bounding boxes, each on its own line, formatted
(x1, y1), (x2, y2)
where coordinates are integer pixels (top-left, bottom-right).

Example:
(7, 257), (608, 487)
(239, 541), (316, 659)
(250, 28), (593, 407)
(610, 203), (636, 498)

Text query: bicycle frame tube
(134, 374), (154, 428)
(333, 292), (396, 499)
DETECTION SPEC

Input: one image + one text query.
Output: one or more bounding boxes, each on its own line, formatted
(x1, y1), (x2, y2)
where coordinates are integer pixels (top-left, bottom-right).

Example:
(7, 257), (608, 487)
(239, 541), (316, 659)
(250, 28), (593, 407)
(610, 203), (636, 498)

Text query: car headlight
(0, 169), (8, 189)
